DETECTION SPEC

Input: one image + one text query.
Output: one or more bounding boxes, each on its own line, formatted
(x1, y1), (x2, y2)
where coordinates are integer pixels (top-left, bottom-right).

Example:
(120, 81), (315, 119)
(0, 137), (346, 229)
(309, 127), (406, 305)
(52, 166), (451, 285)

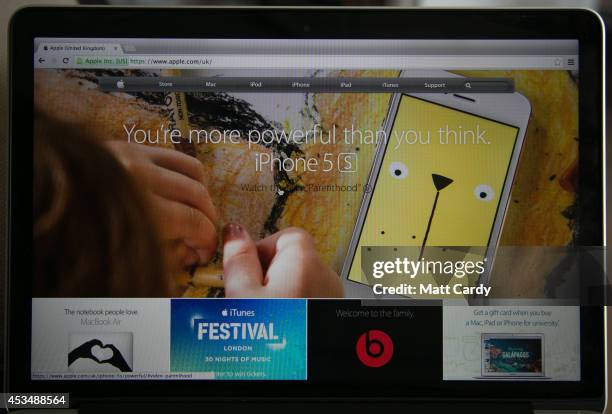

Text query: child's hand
(106, 141), (218, 266)
(222, 223), (343, 298)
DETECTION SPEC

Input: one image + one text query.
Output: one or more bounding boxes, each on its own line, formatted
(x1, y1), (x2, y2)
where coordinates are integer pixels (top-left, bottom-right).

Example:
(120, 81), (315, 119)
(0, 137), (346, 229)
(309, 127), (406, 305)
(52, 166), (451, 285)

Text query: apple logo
(221, 309), (228, 317)
(116, 80), (125, 89)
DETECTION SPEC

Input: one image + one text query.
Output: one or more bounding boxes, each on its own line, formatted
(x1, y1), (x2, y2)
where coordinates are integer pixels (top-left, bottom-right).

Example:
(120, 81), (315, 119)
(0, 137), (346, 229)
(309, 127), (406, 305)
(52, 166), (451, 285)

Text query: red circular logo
(356, 329), (394, 368)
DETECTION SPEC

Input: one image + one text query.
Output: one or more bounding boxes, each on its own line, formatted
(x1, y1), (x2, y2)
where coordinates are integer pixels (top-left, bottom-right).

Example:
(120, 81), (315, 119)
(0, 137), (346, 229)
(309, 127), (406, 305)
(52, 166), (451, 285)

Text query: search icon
(464, 82), (471, 89)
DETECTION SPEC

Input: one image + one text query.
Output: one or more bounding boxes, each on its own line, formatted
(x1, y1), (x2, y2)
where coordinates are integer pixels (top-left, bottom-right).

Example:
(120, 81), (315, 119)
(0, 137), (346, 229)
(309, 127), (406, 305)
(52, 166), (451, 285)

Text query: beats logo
(356, 330), (394, 368)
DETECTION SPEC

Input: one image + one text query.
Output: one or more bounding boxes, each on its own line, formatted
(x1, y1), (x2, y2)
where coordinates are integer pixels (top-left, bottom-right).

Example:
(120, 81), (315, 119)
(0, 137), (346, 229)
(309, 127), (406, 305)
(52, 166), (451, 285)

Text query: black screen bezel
(7, 6), (605, 410)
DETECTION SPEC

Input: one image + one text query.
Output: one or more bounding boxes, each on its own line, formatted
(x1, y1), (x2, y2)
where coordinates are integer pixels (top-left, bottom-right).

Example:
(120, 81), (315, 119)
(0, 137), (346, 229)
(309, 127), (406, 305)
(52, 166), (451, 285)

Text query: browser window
(31, 38), (582, 382)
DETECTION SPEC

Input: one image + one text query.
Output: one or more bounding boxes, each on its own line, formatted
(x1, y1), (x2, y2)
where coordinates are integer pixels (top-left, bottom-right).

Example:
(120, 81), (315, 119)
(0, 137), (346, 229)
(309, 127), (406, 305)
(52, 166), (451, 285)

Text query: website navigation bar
(97, 76), (515, 93)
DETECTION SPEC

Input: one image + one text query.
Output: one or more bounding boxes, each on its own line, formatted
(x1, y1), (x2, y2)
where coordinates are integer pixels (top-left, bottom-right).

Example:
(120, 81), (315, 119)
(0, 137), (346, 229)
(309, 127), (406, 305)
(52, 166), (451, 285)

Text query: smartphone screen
(347, 94), (520, 287)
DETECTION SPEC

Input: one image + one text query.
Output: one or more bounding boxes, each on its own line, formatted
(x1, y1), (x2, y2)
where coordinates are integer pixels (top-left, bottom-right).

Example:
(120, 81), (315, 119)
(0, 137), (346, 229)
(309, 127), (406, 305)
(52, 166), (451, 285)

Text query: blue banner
(171, 299), (307, 380)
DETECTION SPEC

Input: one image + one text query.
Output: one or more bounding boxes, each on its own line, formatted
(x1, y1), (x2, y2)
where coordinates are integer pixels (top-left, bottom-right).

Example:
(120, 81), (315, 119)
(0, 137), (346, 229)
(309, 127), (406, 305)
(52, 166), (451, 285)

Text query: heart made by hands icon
(91, 344), (114, 362)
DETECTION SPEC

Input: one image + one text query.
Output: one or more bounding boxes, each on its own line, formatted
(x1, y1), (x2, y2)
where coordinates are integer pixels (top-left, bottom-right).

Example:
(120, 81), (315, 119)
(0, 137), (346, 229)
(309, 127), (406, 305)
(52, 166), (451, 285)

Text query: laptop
(6, 6), (606, 413)
(476, 333), (550, 380)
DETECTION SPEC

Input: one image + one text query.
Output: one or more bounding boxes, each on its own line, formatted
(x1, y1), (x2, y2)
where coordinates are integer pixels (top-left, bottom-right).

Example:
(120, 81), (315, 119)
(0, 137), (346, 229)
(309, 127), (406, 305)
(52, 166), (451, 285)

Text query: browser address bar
(74, 56), (213, 67)
(70, 54), (574, 70)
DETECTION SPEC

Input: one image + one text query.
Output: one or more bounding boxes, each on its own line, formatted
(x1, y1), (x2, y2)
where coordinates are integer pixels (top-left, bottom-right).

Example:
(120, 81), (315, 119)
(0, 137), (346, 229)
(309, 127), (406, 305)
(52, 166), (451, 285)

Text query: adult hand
(222, 223), (343, 298)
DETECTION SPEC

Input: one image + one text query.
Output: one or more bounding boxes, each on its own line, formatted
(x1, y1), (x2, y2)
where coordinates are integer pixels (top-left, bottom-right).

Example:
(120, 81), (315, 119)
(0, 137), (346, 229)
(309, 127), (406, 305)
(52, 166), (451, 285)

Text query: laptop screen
(31, 37), (585, 384)
(482, 334), (544, 377)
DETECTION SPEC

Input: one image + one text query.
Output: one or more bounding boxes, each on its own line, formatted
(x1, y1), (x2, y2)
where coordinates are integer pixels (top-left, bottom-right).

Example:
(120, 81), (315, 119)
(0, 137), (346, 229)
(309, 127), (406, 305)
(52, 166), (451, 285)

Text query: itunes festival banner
(170, 299), (307, 380)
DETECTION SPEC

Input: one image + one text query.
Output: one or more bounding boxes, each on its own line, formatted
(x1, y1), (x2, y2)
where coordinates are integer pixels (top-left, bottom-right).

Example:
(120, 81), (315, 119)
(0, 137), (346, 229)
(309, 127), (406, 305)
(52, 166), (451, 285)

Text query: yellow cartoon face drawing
(348, 95), (519, 287)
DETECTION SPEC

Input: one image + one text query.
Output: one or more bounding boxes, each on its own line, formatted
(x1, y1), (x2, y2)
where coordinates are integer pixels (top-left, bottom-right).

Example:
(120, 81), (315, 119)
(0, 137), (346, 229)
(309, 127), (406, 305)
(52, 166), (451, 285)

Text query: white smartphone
(341, 70), (531, 299)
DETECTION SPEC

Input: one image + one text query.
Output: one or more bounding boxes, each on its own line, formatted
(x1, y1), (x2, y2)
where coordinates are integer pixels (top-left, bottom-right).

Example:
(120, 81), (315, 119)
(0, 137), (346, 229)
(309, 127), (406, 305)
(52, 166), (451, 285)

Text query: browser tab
(36, 42), (124, 54)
